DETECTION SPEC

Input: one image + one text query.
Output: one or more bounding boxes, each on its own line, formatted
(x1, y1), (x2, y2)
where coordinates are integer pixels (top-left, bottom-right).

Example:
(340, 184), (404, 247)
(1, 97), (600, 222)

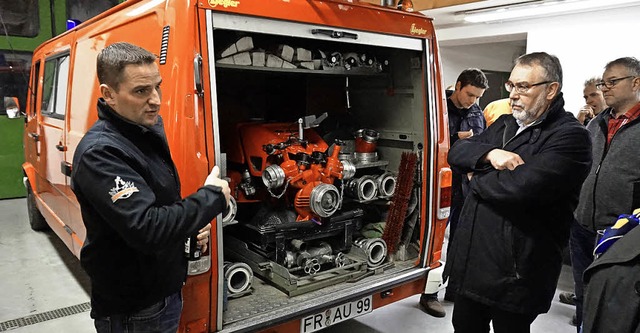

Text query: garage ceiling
(357, 1), (532, 27)
(412, 0), (484, 10)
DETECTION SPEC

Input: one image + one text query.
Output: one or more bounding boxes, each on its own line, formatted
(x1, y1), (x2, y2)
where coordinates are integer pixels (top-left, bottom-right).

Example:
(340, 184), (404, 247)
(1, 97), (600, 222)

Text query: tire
(26, 182), (49, 231)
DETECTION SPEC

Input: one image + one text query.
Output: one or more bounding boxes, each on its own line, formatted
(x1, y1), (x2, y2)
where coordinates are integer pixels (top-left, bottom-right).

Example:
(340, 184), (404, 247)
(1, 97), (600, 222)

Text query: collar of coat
(96, 98), (166, 141)
(501, 92), (565, 146)
(590, 103), (640, 135)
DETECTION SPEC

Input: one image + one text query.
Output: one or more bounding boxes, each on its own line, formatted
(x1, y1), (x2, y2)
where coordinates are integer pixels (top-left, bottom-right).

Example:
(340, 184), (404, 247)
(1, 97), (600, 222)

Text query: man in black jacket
(443, 52), (592, 332)
(71, 42), (230, 333)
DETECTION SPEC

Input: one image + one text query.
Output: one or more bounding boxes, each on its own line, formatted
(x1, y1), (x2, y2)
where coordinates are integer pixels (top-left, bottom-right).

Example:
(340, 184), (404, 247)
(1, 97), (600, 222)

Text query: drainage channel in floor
(0, 302), (91, 331)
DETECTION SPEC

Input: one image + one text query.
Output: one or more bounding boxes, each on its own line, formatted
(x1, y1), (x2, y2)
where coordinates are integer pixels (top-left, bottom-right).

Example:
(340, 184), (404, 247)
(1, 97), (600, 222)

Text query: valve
(239, 169), (256, 197)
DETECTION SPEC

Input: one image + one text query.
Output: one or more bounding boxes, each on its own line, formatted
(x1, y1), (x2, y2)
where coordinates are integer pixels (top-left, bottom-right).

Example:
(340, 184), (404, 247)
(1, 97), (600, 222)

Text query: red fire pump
(227, 114), (356, 221)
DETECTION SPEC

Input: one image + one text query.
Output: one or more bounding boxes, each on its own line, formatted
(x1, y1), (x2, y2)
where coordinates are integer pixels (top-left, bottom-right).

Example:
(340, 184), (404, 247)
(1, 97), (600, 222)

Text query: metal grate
(223, 260), (416, 329)
(159, 25), (170, 65)
(0, 302), (91, 331)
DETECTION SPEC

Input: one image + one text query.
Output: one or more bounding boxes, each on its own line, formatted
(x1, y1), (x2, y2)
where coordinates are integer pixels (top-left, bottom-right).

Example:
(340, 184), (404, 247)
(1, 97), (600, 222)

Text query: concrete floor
(0, 197), (578, 332)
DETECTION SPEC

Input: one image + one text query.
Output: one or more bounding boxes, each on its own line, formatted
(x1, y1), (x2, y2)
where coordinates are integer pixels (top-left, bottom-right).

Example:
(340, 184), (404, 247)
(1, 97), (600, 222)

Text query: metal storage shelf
(216, 63), (386, 76)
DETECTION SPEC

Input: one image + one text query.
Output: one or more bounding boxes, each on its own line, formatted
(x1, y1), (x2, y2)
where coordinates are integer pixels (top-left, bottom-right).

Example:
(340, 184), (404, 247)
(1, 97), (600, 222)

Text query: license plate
(300, 295), (372, 333)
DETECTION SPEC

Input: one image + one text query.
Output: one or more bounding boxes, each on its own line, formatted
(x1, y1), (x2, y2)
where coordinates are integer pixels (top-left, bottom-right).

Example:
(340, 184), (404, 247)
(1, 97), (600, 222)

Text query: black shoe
(559, 292), (576, 306)
(419, 293), (446, 318)
(570, 313), (578, 326)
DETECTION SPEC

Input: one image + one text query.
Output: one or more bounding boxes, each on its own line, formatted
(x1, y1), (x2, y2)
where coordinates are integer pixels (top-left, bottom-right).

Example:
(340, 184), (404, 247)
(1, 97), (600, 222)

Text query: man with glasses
(443, 52), (592, 332)
(558, 76), (608, 327)
(574, 57), (640, 332)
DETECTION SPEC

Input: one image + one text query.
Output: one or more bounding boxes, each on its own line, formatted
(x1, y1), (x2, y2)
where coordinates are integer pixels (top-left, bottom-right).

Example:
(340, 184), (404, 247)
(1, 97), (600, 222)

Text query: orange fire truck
(21, 0), (451, 332)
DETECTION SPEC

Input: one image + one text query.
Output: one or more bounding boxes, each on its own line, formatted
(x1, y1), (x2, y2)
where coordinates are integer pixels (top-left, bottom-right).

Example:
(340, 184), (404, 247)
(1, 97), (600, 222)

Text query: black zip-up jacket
(444, 94), (592, 314)
(574, 105), (640, 233)
(71, 99), (226, 318)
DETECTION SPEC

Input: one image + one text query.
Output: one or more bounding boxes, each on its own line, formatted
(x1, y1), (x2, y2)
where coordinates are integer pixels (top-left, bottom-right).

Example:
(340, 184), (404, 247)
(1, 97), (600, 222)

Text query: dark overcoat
(583, 225), (640, 333)
(444, 93), (592, 314)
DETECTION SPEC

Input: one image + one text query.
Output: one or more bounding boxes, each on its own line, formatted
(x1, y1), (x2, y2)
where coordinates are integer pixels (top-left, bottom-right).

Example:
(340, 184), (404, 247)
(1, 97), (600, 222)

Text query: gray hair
(584, 77), (601, 88)
(97, 42), (157, 90)
(604, 57), (640, 77)
(515, 52), (563, 91)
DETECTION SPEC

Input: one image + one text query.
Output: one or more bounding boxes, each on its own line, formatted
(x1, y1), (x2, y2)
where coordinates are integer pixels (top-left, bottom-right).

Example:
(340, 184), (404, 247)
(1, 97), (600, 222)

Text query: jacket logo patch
(109, 176), (139, 203)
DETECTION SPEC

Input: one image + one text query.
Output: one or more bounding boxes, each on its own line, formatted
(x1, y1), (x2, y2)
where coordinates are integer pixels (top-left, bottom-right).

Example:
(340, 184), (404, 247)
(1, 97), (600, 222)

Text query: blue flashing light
(66, 19), (82, 30)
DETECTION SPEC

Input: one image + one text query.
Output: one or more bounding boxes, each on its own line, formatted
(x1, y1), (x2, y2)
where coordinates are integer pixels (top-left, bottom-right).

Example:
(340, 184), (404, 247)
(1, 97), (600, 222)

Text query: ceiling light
(462, 0), (640, 23)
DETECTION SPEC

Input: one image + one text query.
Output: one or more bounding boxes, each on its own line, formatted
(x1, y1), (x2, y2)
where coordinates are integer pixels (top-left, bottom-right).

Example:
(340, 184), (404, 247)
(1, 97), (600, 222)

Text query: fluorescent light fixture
(462, 0), (640, 23)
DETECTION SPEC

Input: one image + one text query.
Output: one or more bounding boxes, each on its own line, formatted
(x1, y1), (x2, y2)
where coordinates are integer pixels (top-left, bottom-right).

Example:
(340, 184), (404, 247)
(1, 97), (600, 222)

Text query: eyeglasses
(504, 81), (552, 94)
(595, 76), (635, 90)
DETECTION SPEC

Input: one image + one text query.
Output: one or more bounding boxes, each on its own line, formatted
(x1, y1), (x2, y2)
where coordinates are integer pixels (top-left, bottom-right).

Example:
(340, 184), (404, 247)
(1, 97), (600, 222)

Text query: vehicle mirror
(3, 96), (21, 118)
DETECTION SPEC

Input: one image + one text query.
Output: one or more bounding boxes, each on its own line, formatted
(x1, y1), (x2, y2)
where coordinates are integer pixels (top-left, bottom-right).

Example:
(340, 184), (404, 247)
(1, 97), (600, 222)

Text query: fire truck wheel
(26, 182), (49, 231)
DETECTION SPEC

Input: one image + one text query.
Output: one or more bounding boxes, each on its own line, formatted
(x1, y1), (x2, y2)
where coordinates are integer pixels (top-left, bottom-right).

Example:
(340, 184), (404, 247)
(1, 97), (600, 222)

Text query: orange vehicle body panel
(199, 0), (436, 39)
(257, 277), (428, 333)
(23, 0), (450, 332)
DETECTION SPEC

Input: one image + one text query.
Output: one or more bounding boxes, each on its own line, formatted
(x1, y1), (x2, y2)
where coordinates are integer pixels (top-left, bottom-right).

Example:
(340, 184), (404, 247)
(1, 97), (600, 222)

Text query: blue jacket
(447, 93), (486, 146)
(446, 93), (486, 206)
(71, 99), (226, 317)
(444, 94), (592, 314)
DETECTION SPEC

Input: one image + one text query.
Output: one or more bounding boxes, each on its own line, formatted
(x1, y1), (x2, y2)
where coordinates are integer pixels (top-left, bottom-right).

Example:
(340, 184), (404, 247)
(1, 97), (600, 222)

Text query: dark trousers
(568, 220), (597, 332)
(94, 292), (182, 333)
(452, 294), (537, 333)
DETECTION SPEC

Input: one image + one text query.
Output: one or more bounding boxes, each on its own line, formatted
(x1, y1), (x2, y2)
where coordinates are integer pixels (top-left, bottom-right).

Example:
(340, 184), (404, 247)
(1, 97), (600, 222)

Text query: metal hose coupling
(376, 172), (397, 198)
(351, 238), (388, 268)
(341, 159), (356, 180)
(309, 183), (341, 218)
(284, 242), (334, 275)
(262, 164), (286, 189)
(223, 262), (253, 295)
(345, 175), (378, 201)
(222, 196), (237, 225)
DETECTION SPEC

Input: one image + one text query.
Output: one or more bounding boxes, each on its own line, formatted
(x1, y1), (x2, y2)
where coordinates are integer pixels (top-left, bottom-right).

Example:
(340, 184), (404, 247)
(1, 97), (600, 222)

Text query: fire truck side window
(40, 54), (69, 118)
(29, 61), (40, 117)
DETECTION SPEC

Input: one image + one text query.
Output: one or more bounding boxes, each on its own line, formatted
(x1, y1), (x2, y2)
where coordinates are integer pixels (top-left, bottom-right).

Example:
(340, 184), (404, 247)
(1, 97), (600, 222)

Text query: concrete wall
(435, 4), (640, 113)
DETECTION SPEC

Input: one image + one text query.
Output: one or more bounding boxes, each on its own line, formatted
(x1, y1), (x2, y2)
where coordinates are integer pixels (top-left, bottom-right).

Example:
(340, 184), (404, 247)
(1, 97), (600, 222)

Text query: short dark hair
(456, 68), (489, 90)
(605, 57), (640, 77)
(97, 42), (157, 90)
(515, 52), (563, 90)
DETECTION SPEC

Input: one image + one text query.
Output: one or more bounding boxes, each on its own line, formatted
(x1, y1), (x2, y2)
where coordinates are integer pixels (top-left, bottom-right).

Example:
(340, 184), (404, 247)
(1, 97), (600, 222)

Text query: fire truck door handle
(194, 54), (204, 97)
(56, 143), (67, 151)
(61, 161), (72, 177)
(311, 29), (358, 40)
(28, 132), (39, 141)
